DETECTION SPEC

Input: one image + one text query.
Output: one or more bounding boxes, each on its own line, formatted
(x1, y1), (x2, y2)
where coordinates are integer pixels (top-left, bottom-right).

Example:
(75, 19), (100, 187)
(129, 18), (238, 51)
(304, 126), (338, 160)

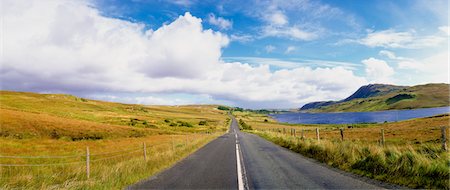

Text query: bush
(239, 119), (252, 130)
(199, 120), (208, 125)
(176, 121), (193, 128)
(218, 106), (230, 110)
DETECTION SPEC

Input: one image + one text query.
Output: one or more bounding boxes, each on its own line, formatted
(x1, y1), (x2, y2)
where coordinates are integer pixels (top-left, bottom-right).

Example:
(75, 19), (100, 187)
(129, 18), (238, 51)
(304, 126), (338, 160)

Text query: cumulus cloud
(362, 58), (394, 83)
(358, 29), (446, 48)
(1, 0), (367, 108)
(207, 13), (232, 30)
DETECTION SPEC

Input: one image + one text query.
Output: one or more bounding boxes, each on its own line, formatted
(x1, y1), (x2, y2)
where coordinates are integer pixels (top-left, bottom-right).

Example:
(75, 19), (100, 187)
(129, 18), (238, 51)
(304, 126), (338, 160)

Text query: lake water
(269, 106), (450, 124)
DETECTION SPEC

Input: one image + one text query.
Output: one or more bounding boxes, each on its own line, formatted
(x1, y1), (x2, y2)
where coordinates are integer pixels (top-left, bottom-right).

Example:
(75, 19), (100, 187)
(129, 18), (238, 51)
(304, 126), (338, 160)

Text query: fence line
(0, 136), (198, 168)
(0, 161), (85, 167)
(0, 154), (82, 159)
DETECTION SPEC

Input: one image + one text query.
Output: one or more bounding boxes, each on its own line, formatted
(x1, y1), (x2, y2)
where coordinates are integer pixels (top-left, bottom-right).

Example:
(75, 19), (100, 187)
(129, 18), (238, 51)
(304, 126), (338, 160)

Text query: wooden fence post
(143, 142), (147, 161)
(283, 128), (286, 134)
(86, 147), (90, 179)
(381, 128), (385, 146)
(442, 126), (448, 151)
(340, 128), (344, 141)
(293, 129), (296, 137)
(316, 128), (320, 142)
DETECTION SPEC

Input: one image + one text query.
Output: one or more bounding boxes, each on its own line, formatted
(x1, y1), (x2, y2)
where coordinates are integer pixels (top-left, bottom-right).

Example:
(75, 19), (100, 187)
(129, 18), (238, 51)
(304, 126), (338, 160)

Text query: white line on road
(236, 143), (244, 190)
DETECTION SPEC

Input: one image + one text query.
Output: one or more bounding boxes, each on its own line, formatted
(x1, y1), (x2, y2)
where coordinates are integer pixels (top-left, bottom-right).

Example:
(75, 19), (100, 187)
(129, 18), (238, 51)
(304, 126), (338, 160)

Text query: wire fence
(259, 126), (448, 150)
(0, 134), (208, 180)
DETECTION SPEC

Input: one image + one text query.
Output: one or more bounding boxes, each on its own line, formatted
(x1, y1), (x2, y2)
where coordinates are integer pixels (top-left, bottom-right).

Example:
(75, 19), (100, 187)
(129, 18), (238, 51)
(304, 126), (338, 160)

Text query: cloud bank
(1, 0), (367, 108)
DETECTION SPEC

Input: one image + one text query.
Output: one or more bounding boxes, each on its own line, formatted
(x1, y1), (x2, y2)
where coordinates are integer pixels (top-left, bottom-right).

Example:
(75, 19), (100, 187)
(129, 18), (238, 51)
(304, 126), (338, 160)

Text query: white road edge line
(236, 143), (244, 190)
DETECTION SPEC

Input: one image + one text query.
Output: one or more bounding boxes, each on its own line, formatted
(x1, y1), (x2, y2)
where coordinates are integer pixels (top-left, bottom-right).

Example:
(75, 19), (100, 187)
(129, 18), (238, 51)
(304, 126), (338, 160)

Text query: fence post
(86, 147), (90, 179)
(293, 129), (296, 137)
(316, 128), (320, 142)
(340, 128), (344, 141)
(381, 128), (385, 146)
(283, 128), (286, 134)
(301, 129), (304, 140)
(143, 142), (147, 161)
(442, 126), (448, 151)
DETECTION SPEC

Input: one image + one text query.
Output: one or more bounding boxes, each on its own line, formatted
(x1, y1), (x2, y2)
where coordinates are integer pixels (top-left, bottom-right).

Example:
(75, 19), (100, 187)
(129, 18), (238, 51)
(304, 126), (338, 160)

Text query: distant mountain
(300, 83), (450, 112)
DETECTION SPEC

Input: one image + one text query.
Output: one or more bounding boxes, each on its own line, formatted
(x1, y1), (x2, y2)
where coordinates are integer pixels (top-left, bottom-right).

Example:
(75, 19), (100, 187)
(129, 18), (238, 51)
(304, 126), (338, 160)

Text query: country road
(129, 115), (387, 189)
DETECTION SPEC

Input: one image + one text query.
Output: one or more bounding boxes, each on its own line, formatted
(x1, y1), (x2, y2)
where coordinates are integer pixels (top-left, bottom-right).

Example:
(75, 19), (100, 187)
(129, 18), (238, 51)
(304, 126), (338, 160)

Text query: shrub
(239, 119), (252, 130)
(218, 106), (230, 110)
(176, 121), (193, 128)
(199, 120), (207, 125)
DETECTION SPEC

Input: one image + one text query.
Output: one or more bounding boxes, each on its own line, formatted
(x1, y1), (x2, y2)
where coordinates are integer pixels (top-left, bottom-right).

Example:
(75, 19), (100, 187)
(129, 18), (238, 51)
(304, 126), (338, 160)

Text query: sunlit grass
(0, 133), (221, 189)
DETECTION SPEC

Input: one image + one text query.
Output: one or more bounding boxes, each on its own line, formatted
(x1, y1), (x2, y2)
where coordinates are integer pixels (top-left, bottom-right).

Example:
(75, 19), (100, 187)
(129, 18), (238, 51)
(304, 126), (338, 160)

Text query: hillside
(0, 90), (229, 189)
(0, 90), (228, 139)
(300, 83), (450, 112)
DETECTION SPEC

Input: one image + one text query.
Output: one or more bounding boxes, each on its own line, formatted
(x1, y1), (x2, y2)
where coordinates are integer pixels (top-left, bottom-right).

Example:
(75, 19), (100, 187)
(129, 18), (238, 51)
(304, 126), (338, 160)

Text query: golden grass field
(235, 111), (450, 189)
(0, 91), (229, 189)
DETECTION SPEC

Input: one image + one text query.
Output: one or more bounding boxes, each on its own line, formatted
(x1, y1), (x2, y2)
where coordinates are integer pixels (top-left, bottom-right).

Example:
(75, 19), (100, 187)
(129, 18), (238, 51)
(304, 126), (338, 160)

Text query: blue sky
(1, 0), (449, 108)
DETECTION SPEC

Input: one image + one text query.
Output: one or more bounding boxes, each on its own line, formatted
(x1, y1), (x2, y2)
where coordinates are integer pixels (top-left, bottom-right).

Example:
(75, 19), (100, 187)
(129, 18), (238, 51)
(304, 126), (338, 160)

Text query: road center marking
(236, 143), (244, 190)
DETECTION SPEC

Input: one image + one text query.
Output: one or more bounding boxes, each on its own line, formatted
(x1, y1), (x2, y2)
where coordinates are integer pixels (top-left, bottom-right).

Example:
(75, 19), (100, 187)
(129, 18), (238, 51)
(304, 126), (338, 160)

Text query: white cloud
(378, 50), (422, 70)
(378, 50), (396, 59)
(285, 46), (296, 54)
(438, 26), (450, 36)
(265, 45), (276, 53)
(223, 57), (360, 71)
(362, 58), (394, 83)
(230, 34), (253, 42)
(170, 0), (194, 7)
(207, 13), (232, 30)
(262, 25), (318, 41)
(1, 0), (367, 109)
(358, 29), (445, 48)
(378, 50), (449, 84)
(267, 11), (288, 26)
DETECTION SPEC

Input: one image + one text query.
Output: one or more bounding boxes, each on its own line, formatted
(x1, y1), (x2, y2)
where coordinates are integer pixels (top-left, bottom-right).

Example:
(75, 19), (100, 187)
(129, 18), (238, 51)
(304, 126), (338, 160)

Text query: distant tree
(218, 106), (230, 110)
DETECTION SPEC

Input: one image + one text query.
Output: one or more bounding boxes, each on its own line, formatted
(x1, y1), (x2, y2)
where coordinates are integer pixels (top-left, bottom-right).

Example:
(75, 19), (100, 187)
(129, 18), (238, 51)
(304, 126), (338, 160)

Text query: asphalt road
(129, 115), (385, 189)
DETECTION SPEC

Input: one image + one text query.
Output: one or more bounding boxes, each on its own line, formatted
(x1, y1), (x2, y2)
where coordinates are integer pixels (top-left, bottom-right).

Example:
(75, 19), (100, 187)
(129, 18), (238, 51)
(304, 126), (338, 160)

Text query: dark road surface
(129, 115), (384, 189)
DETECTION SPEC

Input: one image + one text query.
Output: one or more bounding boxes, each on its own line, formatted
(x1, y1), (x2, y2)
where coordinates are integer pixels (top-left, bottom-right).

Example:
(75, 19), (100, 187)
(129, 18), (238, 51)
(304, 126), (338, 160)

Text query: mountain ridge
(300, 83), (449, 112)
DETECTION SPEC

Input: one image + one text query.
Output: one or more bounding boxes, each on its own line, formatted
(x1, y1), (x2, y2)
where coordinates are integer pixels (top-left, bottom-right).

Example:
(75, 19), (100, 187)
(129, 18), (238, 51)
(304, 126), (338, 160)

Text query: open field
(0, 91), (229, 189)
(235, 111), (450, 189)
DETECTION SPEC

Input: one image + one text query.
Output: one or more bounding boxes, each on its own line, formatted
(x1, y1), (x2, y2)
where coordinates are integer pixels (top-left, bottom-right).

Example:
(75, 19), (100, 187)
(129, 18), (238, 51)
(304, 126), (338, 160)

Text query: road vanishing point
(129, 115), (389, 190)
